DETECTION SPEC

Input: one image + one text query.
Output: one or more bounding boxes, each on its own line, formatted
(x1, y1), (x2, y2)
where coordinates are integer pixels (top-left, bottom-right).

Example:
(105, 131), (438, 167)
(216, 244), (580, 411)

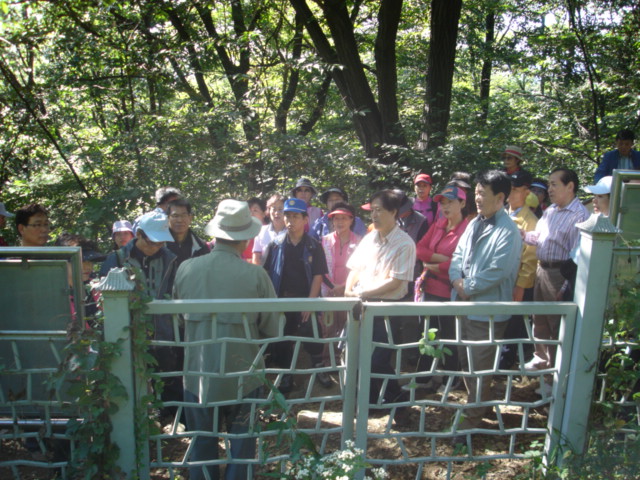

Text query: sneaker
(535, 381), (553, 396)
(315, 367), (334, 388)
(523, 358), (547, 371)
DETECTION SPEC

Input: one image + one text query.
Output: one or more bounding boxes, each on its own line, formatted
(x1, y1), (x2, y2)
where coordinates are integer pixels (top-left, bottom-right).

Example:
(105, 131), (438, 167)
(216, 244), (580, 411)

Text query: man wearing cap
(449, 170), (522, 436)
(166, 198), (210, 267)
(173, 200), (280, 480)
(413, 173), (438, 229)
(523, 168), (589, 384)
(311, 187), (367, 239)
(290, 178), (323, 228)
(595, 129), (640, 182)
(111, 220), (134, 249)
(14, 204), (51, 247)
(345, 189), (416, 407)
(101, 211), (181, 410)
(0, 202), (14, 246)
(264, 197), (330, 392)
(502, 145), (525, 175)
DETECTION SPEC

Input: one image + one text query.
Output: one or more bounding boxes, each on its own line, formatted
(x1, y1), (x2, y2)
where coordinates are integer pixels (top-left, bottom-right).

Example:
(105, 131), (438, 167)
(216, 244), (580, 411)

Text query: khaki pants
(531, 266), (565, 368)
(457, 317), (508, 430)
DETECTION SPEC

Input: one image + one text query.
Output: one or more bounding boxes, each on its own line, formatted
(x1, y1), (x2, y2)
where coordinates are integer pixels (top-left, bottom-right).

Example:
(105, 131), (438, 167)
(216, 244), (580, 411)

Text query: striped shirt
(347, 225), (416, 300)
(524, 196), (589, 262)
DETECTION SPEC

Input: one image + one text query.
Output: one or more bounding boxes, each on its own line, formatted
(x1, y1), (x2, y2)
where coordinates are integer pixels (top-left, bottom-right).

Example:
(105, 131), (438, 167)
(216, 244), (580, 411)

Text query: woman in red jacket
(413, 184), (469, 392)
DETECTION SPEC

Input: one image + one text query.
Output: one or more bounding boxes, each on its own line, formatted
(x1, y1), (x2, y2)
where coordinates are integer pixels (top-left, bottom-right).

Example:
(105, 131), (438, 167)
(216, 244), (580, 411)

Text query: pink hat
(328, 208), (354, 218)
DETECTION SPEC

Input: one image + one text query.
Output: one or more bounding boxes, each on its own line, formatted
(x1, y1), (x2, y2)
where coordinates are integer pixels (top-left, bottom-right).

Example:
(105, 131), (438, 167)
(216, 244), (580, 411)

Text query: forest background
(0, 0), (638, 246)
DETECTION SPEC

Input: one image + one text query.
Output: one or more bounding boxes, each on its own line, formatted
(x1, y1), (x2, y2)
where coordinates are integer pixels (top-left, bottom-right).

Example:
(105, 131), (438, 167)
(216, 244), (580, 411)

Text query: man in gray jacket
(449, 170), (522, 437)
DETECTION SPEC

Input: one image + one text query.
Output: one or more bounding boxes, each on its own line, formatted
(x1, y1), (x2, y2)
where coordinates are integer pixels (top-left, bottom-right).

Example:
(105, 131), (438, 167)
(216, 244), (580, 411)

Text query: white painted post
(96, 268), (150, 479)
(557, 214), (619, 462)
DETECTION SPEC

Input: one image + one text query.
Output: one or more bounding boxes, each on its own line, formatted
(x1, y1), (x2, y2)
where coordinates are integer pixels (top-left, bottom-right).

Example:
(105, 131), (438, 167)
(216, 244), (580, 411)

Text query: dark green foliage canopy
(0, 0), (638, 245)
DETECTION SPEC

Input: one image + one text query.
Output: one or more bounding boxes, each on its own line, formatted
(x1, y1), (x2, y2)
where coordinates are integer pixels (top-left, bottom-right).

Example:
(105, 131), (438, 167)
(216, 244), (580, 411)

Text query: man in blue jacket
(595, 129), (640, 182)
(449, 170), (522, 438)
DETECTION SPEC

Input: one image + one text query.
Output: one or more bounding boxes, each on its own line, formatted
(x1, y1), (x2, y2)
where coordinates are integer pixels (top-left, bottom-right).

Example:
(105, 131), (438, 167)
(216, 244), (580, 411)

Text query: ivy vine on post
(121, 265), (165, 477)
(52, 301), (126, 478)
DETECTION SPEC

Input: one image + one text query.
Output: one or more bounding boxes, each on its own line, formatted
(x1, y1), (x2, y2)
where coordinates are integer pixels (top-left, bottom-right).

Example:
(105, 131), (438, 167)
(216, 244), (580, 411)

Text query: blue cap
(283, 197), (308, 214)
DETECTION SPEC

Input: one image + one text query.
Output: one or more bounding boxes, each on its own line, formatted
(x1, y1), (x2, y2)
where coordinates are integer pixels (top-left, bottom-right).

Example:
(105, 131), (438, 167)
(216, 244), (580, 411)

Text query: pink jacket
(415, 216), (469, 298)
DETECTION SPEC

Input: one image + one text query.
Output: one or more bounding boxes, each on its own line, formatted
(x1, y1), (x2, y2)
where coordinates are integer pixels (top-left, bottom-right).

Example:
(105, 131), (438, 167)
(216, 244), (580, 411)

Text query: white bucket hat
(137, 211), (174, 242)
(205, 200), (261, 241)
(0, 202), (14, 218)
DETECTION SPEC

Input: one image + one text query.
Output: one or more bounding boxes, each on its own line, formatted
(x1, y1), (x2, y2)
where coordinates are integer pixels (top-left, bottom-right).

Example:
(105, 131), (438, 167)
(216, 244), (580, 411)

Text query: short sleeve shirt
(279, 235), (328, 297)
(347, 225), (416, 300)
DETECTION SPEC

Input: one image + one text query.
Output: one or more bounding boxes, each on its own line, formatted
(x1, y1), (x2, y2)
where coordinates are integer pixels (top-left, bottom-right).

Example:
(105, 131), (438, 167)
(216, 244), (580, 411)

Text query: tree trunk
(375, 0), (406, 147)
(289, 0), (408, 159)
(479, 12), (495, 124)
(419, 0), (462, 151)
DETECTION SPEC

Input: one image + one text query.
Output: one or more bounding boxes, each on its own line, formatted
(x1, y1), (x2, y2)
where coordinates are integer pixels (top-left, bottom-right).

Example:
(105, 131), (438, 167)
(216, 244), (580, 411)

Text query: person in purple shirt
(412, 173), (438, 230)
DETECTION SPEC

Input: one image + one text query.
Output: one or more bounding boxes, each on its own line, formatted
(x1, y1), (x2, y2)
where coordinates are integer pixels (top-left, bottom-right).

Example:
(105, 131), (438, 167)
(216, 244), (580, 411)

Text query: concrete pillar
(558, 214), (619, 461)
(96, 268), (150, 479)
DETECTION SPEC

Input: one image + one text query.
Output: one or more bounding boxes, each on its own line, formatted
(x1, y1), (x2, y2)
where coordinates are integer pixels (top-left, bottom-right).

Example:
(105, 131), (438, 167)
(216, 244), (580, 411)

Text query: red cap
(361, 203), (371, 211)
(414, 173), (432, 185)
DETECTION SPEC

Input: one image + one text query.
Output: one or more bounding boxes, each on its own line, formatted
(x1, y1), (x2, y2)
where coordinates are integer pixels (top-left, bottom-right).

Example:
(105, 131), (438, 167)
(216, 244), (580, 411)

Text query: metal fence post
(557, 214), (619, 463)
(96, 268), (150, 479)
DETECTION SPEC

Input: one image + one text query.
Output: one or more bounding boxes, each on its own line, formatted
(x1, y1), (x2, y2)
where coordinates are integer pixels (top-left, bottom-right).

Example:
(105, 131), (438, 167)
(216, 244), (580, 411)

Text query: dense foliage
(0, 0), (638, 246)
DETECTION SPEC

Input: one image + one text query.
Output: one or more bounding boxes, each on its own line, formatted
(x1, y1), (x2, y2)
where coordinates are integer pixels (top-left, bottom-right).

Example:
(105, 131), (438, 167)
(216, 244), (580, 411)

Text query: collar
(554, 196), (582, 212)
(477, 212), (499, 226)
(374, 224), (400, 245)
(214, 241), (242, 257)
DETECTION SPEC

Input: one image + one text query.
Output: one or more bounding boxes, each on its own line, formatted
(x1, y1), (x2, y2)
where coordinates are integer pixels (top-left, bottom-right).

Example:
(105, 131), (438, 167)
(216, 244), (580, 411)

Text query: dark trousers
(416, 293), (460, 382)
(151, 345), (184, 418)
(184, 389), (260, 480)
(269, 311), (324, 369)
(370, 317), (403, 404)
(500, 287), (534, 369)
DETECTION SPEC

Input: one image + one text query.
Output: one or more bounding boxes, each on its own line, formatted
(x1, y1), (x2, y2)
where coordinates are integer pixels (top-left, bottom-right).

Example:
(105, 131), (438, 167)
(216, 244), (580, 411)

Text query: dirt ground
(2, 373), (547, 479)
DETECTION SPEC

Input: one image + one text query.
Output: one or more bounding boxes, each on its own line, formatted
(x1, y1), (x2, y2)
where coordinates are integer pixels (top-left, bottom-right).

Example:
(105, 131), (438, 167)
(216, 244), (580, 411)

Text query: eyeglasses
(26, 223), (51, 229)
(140, 232), (165, 247)
(169, 213), (190, 220)
(297, 188), (313, 193)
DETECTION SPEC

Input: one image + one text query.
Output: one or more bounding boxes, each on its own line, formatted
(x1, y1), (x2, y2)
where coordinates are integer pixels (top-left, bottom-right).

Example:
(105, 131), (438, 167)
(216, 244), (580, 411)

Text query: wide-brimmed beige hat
(205, 199), (262, 241)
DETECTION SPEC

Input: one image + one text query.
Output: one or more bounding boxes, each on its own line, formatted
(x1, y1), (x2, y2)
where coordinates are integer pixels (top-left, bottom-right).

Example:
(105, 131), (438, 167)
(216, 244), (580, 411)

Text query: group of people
(0, 130), (635, 479)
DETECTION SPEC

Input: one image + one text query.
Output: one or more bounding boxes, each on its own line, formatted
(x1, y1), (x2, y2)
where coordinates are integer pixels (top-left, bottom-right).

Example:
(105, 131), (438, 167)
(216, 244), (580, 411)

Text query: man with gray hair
(173, 199), (280, 480)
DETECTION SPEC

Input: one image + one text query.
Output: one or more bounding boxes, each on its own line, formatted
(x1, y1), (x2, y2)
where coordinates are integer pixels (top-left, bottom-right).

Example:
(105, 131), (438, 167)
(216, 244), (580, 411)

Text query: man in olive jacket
(173, 199), (281, 480)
